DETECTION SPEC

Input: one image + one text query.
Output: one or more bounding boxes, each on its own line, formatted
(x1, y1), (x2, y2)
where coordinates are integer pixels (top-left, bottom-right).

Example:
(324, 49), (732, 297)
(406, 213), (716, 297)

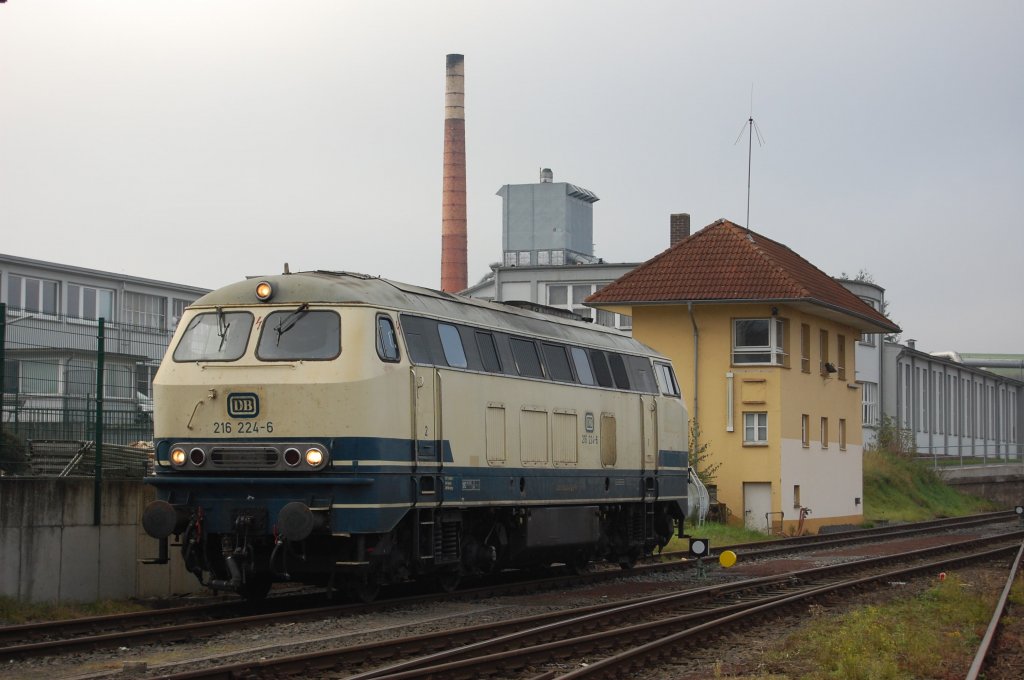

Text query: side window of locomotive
(570, 347), (596, 386)
(475, 331), (502, 373)
(510, 337), (544, 378)
(401, 315), (439, 364)
(628, 355), (658, 393)
(438, 323), (468, 369)
(589, 349), (615, 388)
(256, 309), (340, 361)
(173, 311), (254, 362)
(608, 353), (631, 390)
(376, 315), (400, 362)
(542, 343), (574, 382)
(655, 362), (681, 397)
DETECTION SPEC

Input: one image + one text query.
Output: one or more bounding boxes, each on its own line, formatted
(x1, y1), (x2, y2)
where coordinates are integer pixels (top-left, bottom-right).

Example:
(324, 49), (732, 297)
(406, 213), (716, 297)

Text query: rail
(964, 538), (1024, 679)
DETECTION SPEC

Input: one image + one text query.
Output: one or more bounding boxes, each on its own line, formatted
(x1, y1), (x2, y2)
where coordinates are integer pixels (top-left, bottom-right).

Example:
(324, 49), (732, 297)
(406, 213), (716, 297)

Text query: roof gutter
(591, 296), (899, 334)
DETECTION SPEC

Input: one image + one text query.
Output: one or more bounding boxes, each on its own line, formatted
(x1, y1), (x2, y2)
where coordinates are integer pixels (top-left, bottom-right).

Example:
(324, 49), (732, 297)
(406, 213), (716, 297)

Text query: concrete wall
(938, 463), (1024, 508)
(0, 478), (198, 602)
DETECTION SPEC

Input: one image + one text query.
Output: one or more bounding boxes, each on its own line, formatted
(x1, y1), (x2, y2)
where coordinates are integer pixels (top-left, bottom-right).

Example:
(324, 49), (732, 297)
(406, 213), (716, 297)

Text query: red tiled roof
(587, 219), (899, 332)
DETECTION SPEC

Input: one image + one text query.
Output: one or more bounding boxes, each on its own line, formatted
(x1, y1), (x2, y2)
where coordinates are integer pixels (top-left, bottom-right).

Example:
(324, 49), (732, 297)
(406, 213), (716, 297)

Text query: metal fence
(1, 302), (173, 479)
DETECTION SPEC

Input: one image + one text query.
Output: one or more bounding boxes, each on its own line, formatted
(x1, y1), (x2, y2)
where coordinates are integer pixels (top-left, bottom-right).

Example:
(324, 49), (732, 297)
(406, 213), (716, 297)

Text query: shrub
(0, 428), (30, 475)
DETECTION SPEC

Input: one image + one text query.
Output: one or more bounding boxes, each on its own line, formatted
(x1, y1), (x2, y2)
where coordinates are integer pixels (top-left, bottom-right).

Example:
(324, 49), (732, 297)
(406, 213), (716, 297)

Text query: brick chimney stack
(440, 54), (468, 292)
(670, 213), (691, 246)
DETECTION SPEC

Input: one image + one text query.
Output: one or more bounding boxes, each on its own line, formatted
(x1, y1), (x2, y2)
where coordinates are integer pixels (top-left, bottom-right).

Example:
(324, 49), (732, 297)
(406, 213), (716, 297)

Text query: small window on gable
(475, 331), (502, 373)
(542, 343), (574, 382)
(510, 337), (544, 378)
(438, 323), (467, 368)
(570, 347), (596, 386)
(376, 315), (399, 362)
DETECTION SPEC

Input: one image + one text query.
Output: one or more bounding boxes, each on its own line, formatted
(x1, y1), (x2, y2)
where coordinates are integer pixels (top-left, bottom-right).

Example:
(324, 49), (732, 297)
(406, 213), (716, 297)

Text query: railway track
(965, 537), (1024, 679)
(132, 530), (1024, 679)
(0, 511), (1016, 670)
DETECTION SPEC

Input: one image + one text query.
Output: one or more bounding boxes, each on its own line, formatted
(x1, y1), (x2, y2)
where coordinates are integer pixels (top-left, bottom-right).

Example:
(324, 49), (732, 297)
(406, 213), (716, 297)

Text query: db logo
(227, 393), (259, 418)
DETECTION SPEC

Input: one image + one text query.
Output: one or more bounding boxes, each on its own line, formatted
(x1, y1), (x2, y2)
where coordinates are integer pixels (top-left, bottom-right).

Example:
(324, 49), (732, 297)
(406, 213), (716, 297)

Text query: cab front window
(173, 311), (254, 362)
(256, 309), (341, 361)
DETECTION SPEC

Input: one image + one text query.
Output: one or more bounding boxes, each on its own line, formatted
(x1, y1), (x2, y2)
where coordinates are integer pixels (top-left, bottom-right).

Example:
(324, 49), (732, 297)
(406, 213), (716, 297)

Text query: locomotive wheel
(617, 549), (639, 570)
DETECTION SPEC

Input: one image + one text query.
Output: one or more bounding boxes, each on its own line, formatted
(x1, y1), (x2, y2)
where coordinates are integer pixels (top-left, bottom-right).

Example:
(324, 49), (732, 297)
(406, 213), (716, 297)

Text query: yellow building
(588, 220), (899, 534)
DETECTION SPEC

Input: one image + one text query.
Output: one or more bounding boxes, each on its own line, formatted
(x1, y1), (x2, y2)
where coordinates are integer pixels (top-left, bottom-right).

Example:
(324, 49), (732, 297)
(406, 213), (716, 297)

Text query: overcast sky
(1, 1), (1021, 353)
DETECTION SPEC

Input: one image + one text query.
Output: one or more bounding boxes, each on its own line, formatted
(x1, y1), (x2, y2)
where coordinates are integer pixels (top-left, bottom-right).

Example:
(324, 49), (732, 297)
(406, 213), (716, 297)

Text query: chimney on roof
(441, 54), (468, 292)
(540, 168), (553, 183)
(907, 339), (916, 350)
(670, 213), (691, 246)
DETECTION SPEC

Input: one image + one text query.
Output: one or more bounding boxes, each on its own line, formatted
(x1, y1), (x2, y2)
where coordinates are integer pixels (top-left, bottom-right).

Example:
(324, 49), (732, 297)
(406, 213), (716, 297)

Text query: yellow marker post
(719, 550), (738, 568)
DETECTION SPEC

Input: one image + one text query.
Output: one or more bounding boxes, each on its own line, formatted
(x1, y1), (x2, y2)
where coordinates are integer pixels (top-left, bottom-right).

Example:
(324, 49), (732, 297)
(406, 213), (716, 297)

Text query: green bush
(0, 428), (30, 475)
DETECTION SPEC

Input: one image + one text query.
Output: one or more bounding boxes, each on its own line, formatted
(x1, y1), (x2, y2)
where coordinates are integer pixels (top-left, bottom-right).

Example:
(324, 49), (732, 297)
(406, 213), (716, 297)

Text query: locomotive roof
(192, 271), (666, 358)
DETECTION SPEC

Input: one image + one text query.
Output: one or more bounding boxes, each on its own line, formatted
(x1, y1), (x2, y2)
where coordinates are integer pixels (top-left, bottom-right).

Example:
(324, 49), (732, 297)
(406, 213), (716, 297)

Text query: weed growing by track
(664, 522), (776, 553)
(761, 572), (993, 679)
(0, 595), (148, 625)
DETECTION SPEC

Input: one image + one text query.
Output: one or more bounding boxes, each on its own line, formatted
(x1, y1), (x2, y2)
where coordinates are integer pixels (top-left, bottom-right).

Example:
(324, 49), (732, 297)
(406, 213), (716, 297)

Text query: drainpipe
(687, 302), (699, 462)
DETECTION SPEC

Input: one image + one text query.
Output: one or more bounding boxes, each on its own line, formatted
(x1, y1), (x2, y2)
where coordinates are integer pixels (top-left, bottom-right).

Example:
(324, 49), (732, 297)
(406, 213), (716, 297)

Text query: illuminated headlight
(305, 448), (324, 467)
(170, 447), (187, 466)
(255, 281), (273, 301)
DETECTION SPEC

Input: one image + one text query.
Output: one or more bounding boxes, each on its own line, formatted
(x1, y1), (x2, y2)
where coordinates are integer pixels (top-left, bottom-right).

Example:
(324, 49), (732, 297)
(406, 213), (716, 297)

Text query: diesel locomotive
(141, 270), (689, 599)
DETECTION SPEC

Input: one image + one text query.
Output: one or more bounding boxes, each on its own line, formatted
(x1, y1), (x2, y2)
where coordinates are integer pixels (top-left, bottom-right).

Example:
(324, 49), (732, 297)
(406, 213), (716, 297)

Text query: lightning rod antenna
(734, 86), (765, 234)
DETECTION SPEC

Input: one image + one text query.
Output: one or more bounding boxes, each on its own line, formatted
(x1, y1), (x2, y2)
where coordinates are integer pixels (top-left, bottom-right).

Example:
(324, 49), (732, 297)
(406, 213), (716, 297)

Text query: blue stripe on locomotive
(149, 436), (687, 535)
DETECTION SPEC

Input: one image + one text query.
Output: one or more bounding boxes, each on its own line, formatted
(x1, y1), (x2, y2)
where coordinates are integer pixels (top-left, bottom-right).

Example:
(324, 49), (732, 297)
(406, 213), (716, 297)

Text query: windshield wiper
(216, 307), (231, 352)
(274, 303), (309, 345)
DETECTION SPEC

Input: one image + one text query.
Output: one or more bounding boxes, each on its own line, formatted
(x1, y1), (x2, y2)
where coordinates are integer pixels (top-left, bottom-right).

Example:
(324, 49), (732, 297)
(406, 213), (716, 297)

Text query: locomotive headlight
(305, 448), (324, 467)
(170, 447), (187, 466)
(255, 281), (273, 301)
(189, 448), (207, 466)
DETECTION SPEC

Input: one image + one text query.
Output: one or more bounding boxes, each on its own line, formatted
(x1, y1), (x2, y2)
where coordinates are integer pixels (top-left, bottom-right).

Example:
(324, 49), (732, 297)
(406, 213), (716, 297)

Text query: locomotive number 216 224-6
(212, 421), (275, 434)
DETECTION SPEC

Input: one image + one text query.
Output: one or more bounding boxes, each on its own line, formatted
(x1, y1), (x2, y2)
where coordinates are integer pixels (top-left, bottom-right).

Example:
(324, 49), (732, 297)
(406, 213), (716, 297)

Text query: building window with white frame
(839, 418), (847, 451)
(837, 334), (847, 380)
(800, 323), (811, 373)
(903, 365), (913, 429)
(732, 318), (786, 365)
(861, 381), (879, 426)
(67, 283), (115, 322)
(801, 414), (809, 447)
(743, 412), (768, 445)
(123, 291), (167, 330)
(7, 274), (59, 316)
(820, 417), (829, 448)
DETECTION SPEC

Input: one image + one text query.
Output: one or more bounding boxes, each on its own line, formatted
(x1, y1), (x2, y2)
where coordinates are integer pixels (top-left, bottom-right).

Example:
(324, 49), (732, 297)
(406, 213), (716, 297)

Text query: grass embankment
(862, 448), (996, 523)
